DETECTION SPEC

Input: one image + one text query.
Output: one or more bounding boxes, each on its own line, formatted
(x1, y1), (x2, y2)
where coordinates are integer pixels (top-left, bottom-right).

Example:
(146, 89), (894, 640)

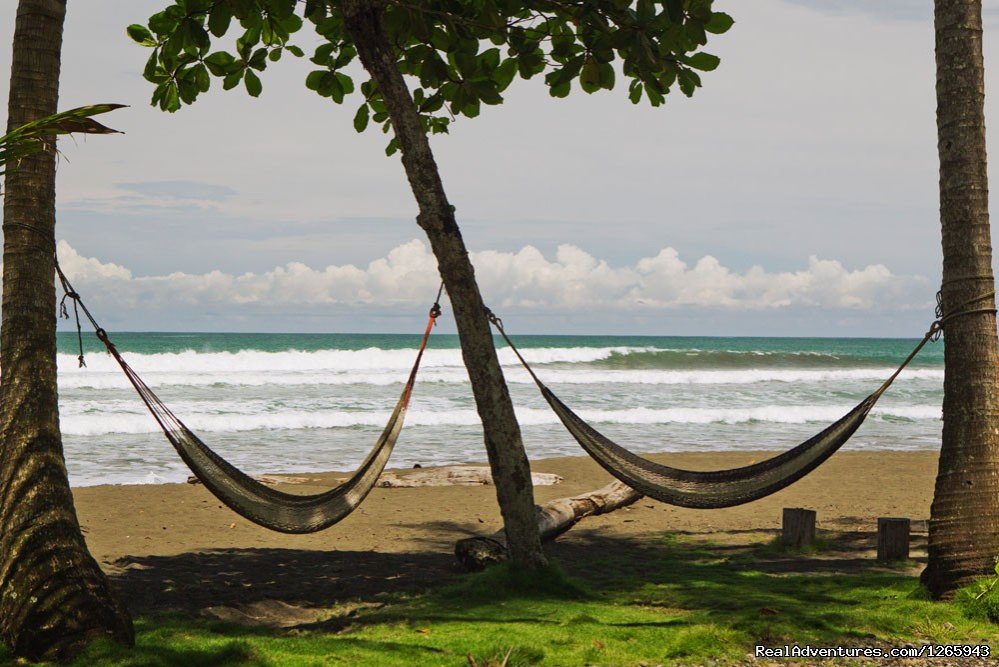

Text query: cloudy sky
(2, 1), (998, 335)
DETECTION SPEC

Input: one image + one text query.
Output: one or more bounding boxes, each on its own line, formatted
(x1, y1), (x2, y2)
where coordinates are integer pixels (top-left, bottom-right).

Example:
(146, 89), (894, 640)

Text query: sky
(2, 0), (998, 336)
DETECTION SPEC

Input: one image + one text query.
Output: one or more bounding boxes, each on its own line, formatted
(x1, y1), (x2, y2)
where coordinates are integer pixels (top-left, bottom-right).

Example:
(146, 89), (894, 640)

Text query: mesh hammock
(488, 310), (941, 509)
(57, 260), (442, 533)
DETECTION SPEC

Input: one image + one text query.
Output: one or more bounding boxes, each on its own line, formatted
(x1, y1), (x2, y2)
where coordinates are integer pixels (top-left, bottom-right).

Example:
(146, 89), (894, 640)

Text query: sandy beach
(74, 450), (939, 617)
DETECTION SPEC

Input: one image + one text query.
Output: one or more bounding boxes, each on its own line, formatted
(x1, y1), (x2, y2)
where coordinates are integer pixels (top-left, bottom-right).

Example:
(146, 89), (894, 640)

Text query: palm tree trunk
(339, 0), (547, 568)
(0, 0), (134, 659)
(923, 0), (999, 598)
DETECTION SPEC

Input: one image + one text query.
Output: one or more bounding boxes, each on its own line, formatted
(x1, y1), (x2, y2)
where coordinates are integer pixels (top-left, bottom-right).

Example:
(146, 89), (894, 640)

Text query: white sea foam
(58, 345), (650, 375)
(58, 403), (942, 436)
(57, 359), (945, 390)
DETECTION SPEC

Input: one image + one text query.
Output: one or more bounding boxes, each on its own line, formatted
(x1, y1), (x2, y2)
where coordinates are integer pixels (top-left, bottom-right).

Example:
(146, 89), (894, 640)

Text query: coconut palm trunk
(0, 0), (133, 659)
(339, 0), (547, 568)
(923, 0), (999, 598)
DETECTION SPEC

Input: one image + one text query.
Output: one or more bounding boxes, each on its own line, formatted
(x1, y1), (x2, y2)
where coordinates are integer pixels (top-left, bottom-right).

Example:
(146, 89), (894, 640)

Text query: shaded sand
(72, 450), (940, 619)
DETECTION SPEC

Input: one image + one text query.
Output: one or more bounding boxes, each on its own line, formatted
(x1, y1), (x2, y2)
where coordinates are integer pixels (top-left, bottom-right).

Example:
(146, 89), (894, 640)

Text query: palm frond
(0, 103), (126, 177)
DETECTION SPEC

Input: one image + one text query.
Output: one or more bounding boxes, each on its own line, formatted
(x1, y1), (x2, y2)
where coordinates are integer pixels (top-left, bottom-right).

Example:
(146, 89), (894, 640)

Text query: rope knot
(929, 320), (943, 342)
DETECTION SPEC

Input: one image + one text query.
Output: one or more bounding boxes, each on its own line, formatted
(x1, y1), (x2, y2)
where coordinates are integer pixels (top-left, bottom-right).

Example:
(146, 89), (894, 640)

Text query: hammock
(488, 310), (941, 509)
(56, 260), (442, 533)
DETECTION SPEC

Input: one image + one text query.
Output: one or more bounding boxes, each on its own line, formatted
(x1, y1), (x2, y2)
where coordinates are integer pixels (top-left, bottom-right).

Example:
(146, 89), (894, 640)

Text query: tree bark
(455, 481), (642, 571)
(339, 0), (547, 567)
(877, 518), (911, 563)
(780, 508), (816, 549)
(923, 0), (999, 598)
(0, 0), (134, 660)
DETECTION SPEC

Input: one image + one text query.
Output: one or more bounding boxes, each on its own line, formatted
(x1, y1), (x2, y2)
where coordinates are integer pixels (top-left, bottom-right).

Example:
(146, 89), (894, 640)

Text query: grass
(2, 533), (997, 666)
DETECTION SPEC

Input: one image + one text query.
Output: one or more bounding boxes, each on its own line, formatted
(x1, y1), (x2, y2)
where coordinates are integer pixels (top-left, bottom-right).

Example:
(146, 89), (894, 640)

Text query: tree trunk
(339, 0), (547, 568)
(922, 0), (999, 598)
(455, 481), (642, 571)
(0, 0), (134, 660)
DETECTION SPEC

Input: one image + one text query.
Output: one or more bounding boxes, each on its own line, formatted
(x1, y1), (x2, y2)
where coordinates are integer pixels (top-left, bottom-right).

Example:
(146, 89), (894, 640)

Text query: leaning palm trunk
(0, 0), (133, 659)
(339, 0), (547, 568)
(923, 0), (999, 598)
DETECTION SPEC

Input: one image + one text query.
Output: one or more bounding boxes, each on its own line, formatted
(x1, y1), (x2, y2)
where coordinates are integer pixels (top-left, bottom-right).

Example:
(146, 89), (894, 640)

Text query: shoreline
(76, 450), (939, 568)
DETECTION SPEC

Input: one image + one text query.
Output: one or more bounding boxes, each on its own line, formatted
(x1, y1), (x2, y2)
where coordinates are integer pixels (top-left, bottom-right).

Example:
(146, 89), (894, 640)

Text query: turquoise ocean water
(55, 332), (945, 487)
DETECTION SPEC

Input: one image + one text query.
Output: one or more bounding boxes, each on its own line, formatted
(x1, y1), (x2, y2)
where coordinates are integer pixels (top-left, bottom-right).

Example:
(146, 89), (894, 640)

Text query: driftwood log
(377, 466), (562, 488)
(186, 466), (562, 489)
(455, 480), (642, 571)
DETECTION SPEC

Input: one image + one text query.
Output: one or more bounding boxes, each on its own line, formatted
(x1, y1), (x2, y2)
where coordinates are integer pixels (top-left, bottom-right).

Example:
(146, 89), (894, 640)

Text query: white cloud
(54, 239), (925, 316)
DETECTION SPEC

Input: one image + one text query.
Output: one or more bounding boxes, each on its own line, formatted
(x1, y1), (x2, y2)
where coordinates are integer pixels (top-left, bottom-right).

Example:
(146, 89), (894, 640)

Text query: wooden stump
(877, 517), (910, 562)
(781, 508), (816, 548)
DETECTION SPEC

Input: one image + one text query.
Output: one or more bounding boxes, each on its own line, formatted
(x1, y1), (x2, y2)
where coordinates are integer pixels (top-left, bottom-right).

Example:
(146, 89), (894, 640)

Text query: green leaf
(286, 45), (304, 57)
(244, 69), (262, 97)
(312, 42), (335, 65)
(335, 72), (355, 96)
(550, 81), (570, 98)
(646, 84), (665, 106)
(470, 81), (502, 105)
(279, 14), (303, 35)
(305, 70), (326, 91)
(628, 81), (643, 104)
(237, 27), (260, 59)
(223, 70), (244, 91)
(677, 68), (698, 96)
(328, 76), (345, 103)
(204, 51), (236, 76)
(185, 21), (211, 54)
(494, 59), (517, 91)
(192, 63), (211, 92)
(317, 71), (337, 96)
(637, 0), (656, 23)
(685, 52), (720, 72)
(580, 58), (601, 94)
(148, 10), (180, 37)
(177, 75), (199, 104)
(353, 104), (369, 132)
(598, 62), (616, 90)
(142, 49), (161, 81)
(208, 3), (232, 37)
(127, 24), (156, 47)
(665, 0), (684, 23)
(248, 48), (268, 70)
(261, 17), (275, 45)
(705, 12), (735, 35)
(163, 82), (180, 112)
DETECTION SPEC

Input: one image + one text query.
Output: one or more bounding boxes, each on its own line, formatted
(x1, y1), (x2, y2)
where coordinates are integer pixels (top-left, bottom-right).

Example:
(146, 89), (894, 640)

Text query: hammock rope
(55, 257), (444, 533)
(485, 299), (993, 509)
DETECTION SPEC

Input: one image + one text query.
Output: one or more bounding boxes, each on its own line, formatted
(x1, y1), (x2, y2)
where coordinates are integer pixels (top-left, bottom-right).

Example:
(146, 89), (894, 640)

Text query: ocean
(55, 332), (945, 487)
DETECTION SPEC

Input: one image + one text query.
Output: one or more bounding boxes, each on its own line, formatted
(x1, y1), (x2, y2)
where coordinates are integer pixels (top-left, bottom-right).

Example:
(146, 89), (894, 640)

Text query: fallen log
(186, 466), (562, 489)
(454, 480), (642, 571)
(187, 474), (312, 486)
(377, 466), (562, 488)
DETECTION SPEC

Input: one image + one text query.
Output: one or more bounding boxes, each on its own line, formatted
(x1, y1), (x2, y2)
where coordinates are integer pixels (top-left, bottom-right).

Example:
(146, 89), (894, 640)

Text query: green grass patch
(955, 561), (999, 623)
(758, 533), (833, 555)
(5, 534), (997, 666)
